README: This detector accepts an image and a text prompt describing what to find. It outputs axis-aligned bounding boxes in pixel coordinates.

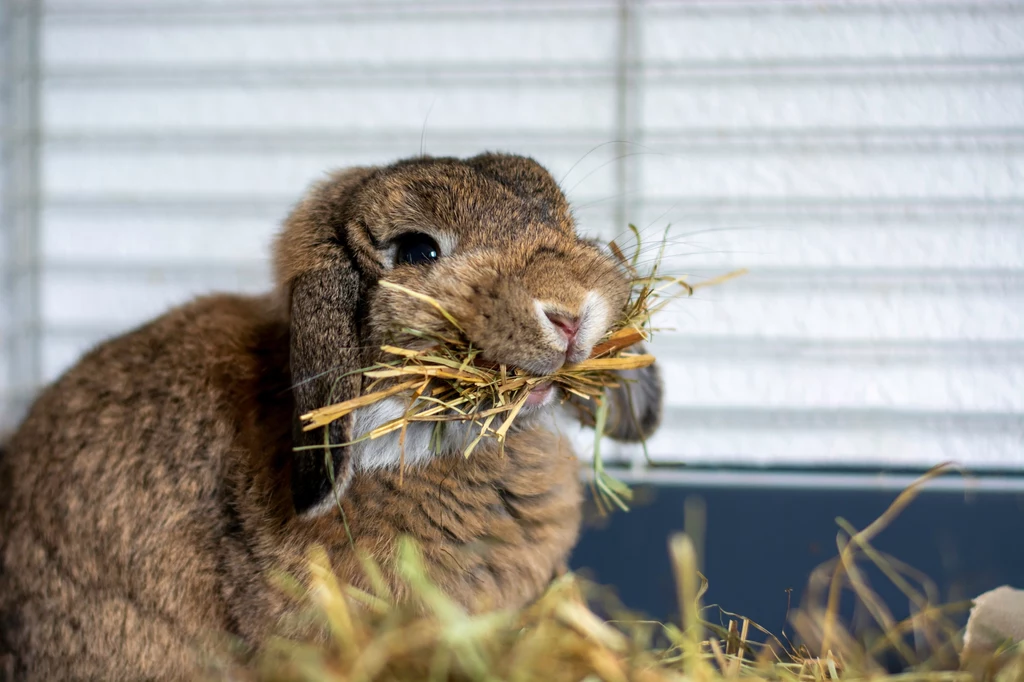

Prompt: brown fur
[0,153,661,680]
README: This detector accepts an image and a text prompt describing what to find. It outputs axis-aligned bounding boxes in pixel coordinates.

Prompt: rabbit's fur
[0,153,662,681]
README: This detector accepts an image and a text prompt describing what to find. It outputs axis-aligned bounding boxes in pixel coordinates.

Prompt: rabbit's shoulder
[1,290,291,547]
[3,293,294,527]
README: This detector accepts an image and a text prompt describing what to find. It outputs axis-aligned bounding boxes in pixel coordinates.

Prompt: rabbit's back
[0,292,291,681]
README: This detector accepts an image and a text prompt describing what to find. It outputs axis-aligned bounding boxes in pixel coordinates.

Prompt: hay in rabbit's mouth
[298,227,746,511]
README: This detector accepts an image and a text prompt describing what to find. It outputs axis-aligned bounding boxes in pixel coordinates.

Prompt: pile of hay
[300,227,745,510]
[209,467,1021,682]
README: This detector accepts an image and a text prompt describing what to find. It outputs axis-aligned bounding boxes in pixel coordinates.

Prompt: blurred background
[2,0,1023,643]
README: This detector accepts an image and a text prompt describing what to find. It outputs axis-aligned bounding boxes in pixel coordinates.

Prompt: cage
[1,0,1023,678]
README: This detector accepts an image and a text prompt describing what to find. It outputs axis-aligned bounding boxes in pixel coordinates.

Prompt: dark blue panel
[570,482,1024,642]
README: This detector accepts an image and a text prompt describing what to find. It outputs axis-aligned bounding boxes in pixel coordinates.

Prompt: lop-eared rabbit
[0,153,662,681]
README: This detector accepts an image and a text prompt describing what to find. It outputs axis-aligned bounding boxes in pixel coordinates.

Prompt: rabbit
[0,152,663,681]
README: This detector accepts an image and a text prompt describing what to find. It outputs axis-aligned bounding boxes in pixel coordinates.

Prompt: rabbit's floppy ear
[275,167,378,516]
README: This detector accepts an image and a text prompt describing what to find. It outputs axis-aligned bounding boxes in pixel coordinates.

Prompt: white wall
[3,0,1023,471]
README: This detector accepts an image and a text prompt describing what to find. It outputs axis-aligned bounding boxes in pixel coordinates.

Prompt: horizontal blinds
[2,0,1021,471]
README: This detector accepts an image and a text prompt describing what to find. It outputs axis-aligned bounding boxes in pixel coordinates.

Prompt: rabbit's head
[275,153,662,515]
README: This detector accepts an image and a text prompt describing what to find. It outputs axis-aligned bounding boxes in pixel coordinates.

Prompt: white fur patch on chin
[303,398,457,517]
[351,398,431,471]
[349,395,560,472]
[349,397,478,472]
[305,393,561,516]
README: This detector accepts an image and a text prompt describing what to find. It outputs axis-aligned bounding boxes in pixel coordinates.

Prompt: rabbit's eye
[395,233,440,266]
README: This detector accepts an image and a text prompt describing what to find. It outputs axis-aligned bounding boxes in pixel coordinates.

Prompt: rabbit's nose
[534,292,610,369]
[544,311,581,348]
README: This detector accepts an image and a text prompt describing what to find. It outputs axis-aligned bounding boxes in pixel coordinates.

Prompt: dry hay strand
[209,464,1019,682]
[299,226,747,511]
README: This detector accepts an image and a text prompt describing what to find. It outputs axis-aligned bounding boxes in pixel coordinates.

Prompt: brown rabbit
[0,152,662,681]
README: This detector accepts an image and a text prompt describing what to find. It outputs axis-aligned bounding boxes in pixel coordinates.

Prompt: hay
[256,234,1023,680]
[210,465,1020,682]
[298,226,746,509]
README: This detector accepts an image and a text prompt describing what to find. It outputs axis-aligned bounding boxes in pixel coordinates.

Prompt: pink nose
[545,312,580,347]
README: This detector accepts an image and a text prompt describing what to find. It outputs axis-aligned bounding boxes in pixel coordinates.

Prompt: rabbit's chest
[346,425,584,612]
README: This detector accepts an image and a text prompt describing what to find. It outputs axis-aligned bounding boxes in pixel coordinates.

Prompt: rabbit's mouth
[524,381,555,408]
